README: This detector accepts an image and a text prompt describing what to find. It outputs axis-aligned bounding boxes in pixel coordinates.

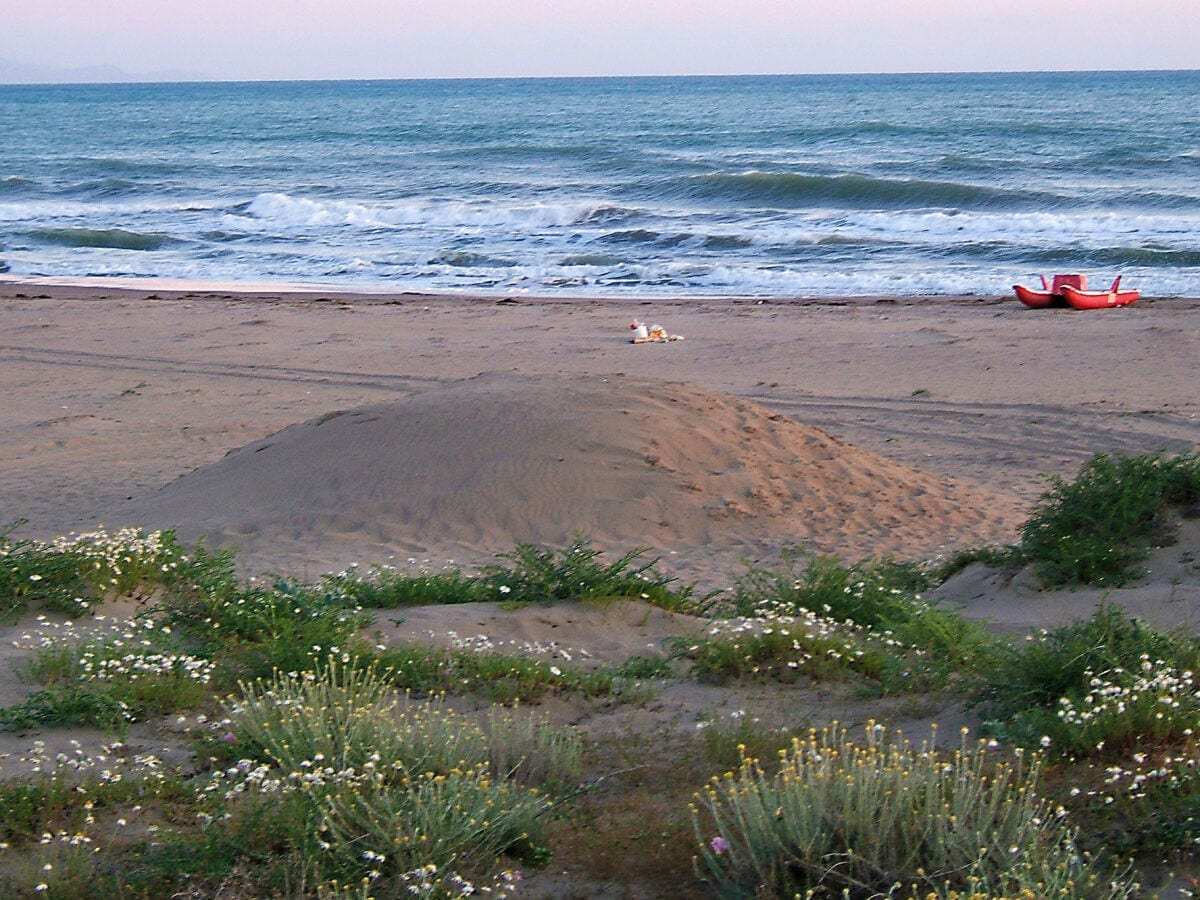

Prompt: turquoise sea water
[1,71,1198,297]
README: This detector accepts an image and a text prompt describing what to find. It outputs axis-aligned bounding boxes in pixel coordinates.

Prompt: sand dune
[120,373,1024,580]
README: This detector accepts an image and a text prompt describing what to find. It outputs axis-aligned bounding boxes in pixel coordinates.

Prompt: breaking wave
[28,227,181,251]
[684,171,1051,211]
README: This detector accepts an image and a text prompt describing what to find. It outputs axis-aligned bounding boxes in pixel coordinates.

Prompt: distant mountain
[0,57,209,84]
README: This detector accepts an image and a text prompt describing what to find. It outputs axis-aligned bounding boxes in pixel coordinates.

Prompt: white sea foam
[239,192,622,232]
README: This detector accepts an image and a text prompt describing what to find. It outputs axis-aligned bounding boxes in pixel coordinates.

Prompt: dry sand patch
[116,374,1025,585]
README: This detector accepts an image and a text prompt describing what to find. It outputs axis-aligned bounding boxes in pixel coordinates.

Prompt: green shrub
[478,535,694,609]
[1,521,94,618]
[612,654,674,679]
[1059,737,1200,858]
[979,603,1200,754]
[370,643,629,703]
[671,609,891,686]
[157,578,367,683]
[734,555,995,669]
[12,620,215,727]
[0,684,131,732]
[1021,451,1200,587]
[206,663,548,896]
[1,523,227,620]
[321,562,485,608]
[700,555,997,692]
[692,722,1134,899]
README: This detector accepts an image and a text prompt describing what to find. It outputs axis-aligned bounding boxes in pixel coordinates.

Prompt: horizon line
[3,66,1199,88]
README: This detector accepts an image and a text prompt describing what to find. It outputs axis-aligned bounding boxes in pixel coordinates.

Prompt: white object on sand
[629,319,683,343]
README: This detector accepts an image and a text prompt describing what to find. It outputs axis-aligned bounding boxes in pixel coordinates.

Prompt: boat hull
[1013,284,1067,308]
[1060,286,1140,310]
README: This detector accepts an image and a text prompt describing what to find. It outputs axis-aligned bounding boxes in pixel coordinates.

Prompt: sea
[1,70,1198,298]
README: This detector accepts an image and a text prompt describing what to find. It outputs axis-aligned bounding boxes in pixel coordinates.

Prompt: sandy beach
[3,282,1199,589]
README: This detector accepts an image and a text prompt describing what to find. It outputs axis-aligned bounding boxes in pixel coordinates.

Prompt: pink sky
[5,0,1198,80]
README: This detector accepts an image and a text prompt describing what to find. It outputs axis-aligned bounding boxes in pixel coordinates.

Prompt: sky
[3,0,1198,82]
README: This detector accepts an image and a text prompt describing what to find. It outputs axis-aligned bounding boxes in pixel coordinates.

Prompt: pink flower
[709,836,730,855]
[222,732,237,743]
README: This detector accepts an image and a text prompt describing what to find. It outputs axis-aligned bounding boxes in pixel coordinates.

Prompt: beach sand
[3,282,1200,895]
[3,282,1199,601]
[2,283,1196,537]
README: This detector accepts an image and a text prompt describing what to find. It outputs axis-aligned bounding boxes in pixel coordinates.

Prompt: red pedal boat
[1013,274,1138,309]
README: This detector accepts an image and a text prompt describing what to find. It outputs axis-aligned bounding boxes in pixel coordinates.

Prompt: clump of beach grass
[691,721,1136,899]
[671,555,995,693]
[198,661,555,896]
[1020,451,1200,587]
[486,704,585,791]
[1,523,212,620]
[477,534,695,609]
[315,534,697,611]
[978,602,1200,756]
[977,604,1200,859]
[320,561,485,608]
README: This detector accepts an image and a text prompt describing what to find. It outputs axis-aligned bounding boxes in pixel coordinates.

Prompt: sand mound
[933,515,1200,634]
[123,374,1024,577]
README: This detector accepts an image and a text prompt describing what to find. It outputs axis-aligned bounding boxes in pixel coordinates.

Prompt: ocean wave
[1076,246,1200,268]
[1104,189,1200,210]
[0,176,38,196]
[0,197,227,226]
[597,228,661,245]
[578,204,644,225]
[429,250,519,268]
[847,208,1200,245]
[241,192,619,231]
[702,234,754,249]
[27,227,181,251]
[930,154,1015,174]
[811,234,900,247]
[683,170,1044,211]
[201,230,253,243]
[81,157,185,177]
[559,253,627,266]
[62,177,141,199]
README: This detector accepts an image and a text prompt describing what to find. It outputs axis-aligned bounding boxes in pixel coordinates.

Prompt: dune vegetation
[1,452,1199,897]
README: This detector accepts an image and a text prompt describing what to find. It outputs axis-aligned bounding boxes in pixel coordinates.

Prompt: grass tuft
[1021,451,1200,587]
[979,602,1200,756]
[692,721,1135,899]
[478,534,695,609]
[206,662,550,895]
[673,555,998,692]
